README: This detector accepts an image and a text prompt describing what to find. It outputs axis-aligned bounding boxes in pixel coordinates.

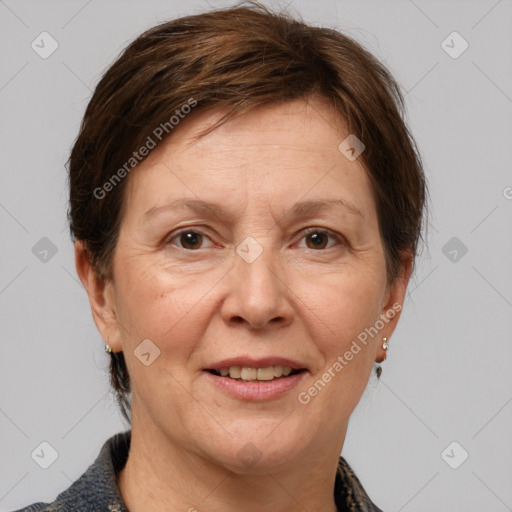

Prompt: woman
[15,2,426,511]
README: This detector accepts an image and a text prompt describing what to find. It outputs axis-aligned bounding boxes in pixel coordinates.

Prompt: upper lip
[205,356,308,371]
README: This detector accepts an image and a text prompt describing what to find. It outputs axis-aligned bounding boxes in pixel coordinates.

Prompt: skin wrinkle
[76,97,410,512]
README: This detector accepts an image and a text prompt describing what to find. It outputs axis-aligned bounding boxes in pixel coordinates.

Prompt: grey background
[1,0,511,511]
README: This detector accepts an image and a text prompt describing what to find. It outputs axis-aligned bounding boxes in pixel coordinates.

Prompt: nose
[220,241,294,331]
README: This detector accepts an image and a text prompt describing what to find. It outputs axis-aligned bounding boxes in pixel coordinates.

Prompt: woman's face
[88,97,408,471]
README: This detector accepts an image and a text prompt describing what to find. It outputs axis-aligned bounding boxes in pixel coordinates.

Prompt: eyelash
[164,227,345,251]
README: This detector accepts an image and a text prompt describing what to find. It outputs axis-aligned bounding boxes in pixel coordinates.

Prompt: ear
[375,250,413,362]
[74,240,123,353]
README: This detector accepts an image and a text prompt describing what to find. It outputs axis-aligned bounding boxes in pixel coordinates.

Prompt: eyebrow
[143,198,363,221]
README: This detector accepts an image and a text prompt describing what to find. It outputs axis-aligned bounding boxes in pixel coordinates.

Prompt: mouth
[203,357,309,400]
[203,364,308,401]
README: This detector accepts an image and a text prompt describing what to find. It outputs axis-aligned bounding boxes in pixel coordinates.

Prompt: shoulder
[335,455,384,512]
[11,431,131,512]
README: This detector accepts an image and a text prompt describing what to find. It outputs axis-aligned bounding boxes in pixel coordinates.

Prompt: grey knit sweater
[12,430,383,512]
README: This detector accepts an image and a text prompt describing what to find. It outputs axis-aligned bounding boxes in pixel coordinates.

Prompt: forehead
[122,98,377,222]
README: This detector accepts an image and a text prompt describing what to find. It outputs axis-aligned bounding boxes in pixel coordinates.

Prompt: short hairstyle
[68,1,427,423]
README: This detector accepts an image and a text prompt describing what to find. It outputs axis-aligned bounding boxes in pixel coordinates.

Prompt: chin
[218,445,301,475]
[203,421,307,474]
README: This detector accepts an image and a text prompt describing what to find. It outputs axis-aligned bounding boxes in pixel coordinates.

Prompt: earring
[376,337,389,379]
[105,339,113,353]
[381,337,389,362]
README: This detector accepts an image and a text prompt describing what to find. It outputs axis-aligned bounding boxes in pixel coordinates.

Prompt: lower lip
[203,371,307,401]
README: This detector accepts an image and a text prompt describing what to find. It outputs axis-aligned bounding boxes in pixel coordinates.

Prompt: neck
[117,410,343,512]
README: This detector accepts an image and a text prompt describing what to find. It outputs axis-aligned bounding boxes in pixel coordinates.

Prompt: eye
[164,227,344,251]
[165,229,217,251]
[297,228,344,250]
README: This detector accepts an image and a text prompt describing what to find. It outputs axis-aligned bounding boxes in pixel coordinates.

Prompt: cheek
[301,267,384,344]
[296,269,383,399]
[114,260,214,358]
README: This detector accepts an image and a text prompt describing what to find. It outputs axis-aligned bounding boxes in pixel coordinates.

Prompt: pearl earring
[105,338,113,353]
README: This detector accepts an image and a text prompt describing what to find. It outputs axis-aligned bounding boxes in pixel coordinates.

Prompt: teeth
[229,366,241,379]
[215,365,297,381]
[240,367,257,380]
[257,367,274,380]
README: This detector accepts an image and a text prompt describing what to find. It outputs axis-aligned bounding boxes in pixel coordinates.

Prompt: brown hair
[67,1,427,423]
